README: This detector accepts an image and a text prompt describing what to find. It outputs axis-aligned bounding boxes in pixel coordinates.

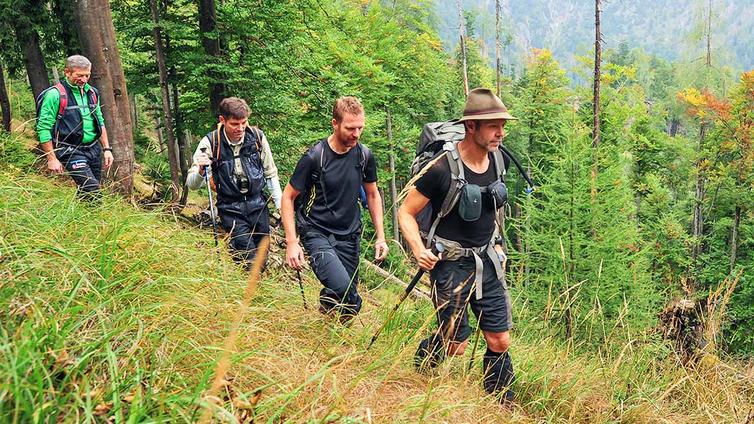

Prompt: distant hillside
[435,0,754,73]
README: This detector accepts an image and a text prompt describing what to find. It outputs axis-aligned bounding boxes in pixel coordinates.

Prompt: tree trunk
[53,0,81,56]
[729,204,740,273]
[690,123,708,288]
[154,111,165,151]
[14,23,48,98]
[149,0,181,202]
[386,107,400,242]
[199,0,224,116]
[75,0,134,195]
[456,0,469,96]
[164,33,190,183]
[669,117,680,136]
[706,0,712,67]
[591,0,602,201]
[495,0,502,96]
[52,67,60,84]
[0,64,11,132]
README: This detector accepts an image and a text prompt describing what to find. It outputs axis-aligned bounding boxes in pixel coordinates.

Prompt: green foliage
[0,132,36,170]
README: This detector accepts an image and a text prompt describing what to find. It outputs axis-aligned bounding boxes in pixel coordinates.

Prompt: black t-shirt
[414,153,498,247]
[290,139,378,235]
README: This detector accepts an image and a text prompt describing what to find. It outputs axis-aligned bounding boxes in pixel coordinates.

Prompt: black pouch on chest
[458,183,482,222]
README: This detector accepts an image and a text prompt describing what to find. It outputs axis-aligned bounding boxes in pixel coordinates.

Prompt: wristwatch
[103,147,113,152]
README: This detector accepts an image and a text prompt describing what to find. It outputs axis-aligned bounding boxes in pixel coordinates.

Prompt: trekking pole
[367,242,444,350]
[467,314,483,373]
[200,147,219,247]
[296,269,308,310]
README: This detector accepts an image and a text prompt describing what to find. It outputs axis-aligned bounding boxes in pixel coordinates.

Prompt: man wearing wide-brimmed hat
[398,88,517,405]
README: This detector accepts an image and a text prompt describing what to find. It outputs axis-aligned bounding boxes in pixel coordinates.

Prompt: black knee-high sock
[483,348,514,401]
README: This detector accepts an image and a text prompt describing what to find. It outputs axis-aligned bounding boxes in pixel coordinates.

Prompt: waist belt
[55,140,98,149]
[434,235,506,300]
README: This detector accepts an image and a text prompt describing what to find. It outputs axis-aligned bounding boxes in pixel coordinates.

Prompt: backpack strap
[251,126,262,152]
[87,86,98,112]
[425,141,467,248]
[54,83,67,119]
[212,123,222,161]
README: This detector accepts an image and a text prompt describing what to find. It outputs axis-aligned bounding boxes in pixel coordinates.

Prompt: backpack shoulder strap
[87,86,98,109]
[358,143,370,178]
[251,126,262,152]
[212,124,222,161]
[55,83,68,118]
[438,141,465,217]
[425,142,467,247]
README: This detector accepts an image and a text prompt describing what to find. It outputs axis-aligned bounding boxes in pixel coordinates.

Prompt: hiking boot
[319,305,354,326]
[414,334,445,371]
[483,349,515,405]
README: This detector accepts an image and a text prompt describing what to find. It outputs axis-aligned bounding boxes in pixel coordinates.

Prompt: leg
[59,145,101,198]
[301,231,360,318]
[331,234,362,317]
[415,258,475,370]
[246,205,271,266]
[471,257,515,402]
[218,208,257,263]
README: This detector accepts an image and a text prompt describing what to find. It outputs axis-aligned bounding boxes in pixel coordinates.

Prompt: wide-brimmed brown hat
[454,88,517,123]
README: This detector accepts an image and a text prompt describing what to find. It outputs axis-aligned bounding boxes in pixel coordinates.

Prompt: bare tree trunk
[199,0,224,115]
[690,123,708,288]
[495,0,502,96]
[149,0,181,202]
[706,0,712,67]
[729,204,740,273]
[386,107,400,242]
[52,67,60,84]
[53,0,81,56]
[154,111,165,151]
[14,23,48,98]
[669,117,680,136]
[0,64,11,132]
[591,0,602,201]
[75,0,134,195]
[456,0,469,96]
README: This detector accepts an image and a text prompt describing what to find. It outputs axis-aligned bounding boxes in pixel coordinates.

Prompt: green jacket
[36,79,106,144]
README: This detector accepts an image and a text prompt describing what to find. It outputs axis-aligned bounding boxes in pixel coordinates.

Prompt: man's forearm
[99,127,110,149]
[280,192,298,243]
[40,141,57,160]
[367,191,386,241]
[398,207,425,257]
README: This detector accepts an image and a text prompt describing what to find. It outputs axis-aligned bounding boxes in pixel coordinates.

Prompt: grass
[1,132,753,422]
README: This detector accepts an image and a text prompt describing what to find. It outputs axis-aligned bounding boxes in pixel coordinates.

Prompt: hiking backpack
[34,82,99,142]
[410,121,534,248]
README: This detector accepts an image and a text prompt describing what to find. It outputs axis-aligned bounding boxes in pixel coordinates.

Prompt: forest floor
[1,129,753,423]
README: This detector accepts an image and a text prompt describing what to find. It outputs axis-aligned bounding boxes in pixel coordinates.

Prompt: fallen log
[360,259,431,300]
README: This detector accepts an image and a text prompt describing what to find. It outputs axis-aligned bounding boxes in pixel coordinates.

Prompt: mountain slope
[1,132,752,422]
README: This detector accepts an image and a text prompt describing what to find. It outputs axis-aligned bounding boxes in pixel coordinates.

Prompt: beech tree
[74,0,134,194]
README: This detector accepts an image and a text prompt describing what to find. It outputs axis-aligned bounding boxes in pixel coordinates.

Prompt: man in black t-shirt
[398,88,517,405]
[281,96,389,321]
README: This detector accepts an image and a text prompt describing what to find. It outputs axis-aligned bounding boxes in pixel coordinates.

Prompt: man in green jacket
[37,55,112,196]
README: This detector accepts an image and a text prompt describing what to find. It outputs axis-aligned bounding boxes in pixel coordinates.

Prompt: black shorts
[429,255,513,343]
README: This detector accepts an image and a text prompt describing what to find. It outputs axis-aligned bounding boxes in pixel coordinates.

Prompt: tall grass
[1,141,752,422]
